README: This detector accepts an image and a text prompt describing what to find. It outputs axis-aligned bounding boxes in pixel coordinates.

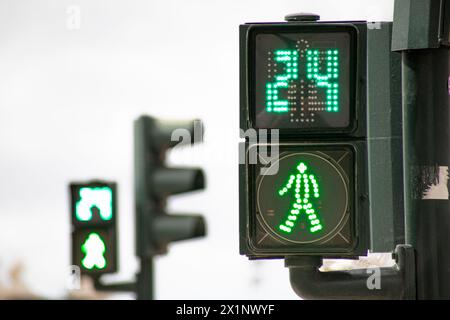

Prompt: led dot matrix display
[252,28,355,130]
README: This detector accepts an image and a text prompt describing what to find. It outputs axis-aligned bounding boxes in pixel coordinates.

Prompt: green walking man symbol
[278,162,323,234]
[81,233,107,270]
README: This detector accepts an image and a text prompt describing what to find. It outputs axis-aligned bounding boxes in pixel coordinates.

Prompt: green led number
[278,162,323,234]
[266,50,298,113]
[306,49,340,112]
[75,187,113,221]
[81,233,107,270]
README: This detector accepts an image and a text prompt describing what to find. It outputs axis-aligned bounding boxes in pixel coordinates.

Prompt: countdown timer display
[251,28,355,130]
[255,150,351,245]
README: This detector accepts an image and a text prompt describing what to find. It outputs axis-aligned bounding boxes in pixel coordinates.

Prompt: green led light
[277,162,323,235]
[75,187,113,221]
[265,49,298,113]
[280,225,292,233]
[274,107,289,112]
[81,233,107,270]
[305,48,340,113]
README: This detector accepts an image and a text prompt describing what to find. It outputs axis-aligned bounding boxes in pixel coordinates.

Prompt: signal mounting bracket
[285,245,416,299]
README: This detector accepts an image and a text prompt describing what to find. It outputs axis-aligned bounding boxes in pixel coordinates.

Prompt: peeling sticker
[422,166,449,200]
[367,22,382,30]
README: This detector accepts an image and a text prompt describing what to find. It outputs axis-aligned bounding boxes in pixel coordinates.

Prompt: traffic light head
[250,25,357,132]
[240,19,370,258]
[70,181,118,275]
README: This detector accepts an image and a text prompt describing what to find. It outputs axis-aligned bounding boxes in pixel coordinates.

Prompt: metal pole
[134,117,156,300]
[393,0,450,299]
[137,257,154,300]
[401,49,450,299]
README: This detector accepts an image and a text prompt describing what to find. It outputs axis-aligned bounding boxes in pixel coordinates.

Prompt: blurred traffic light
[134,115,206,299]
[239,19,370,258]
[70,181,118,275]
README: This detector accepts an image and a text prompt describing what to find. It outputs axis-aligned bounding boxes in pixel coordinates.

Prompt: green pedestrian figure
[278,162,323,234]
[82,233,107,270]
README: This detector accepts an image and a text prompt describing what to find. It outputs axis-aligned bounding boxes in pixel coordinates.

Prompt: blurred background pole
[393,0,450,299]
[137,258,154,300]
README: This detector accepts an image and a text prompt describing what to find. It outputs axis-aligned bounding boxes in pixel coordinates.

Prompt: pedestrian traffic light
[251,29,356,131]
[70,181,118,275]
[134,115,206,299]
[238,10,415,301]
[239,15,370,258]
